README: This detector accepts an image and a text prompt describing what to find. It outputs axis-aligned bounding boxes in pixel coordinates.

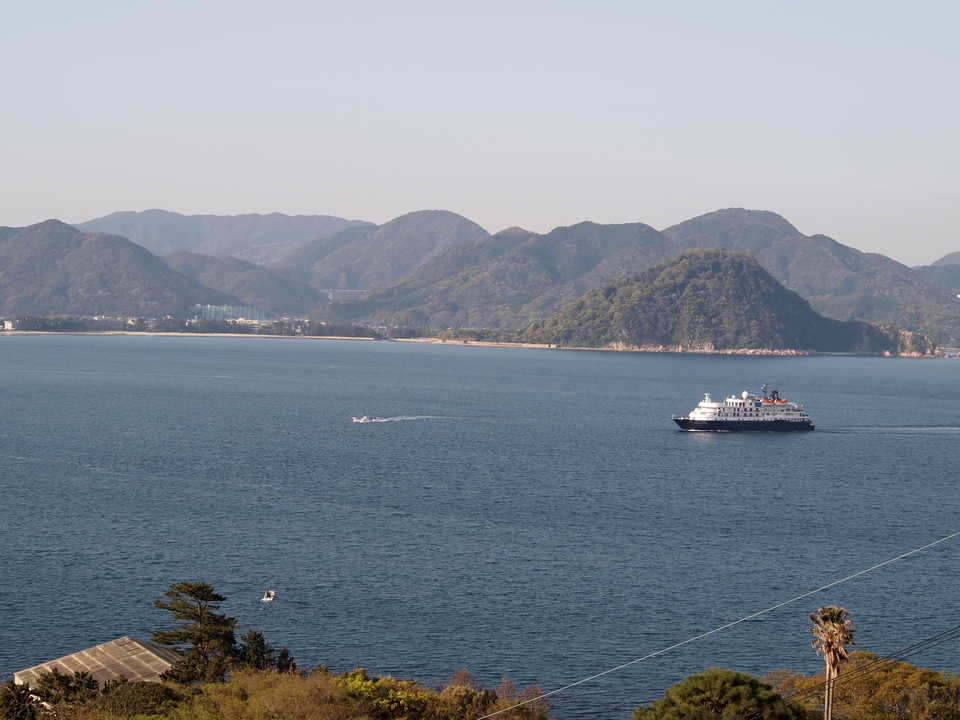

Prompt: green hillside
[664,208,960,343]
[915,264,960,296]
[314,221,677,328]
[0,220,240,317]
[162,251,328,317]
[271,210,488,291]
[314,208,960,342]
[664,207,801,253]
[521,249,937,354]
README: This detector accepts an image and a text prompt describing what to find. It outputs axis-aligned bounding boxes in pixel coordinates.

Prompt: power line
[477,529,960,720]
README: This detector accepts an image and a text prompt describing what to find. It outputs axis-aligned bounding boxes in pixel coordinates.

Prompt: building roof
[14,637,181,688]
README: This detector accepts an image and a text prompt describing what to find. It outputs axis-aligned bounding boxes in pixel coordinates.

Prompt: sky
[1,1,958,265]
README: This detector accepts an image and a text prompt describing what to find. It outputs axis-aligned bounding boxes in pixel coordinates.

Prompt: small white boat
[261,588,275,602]
[352,415,372,423]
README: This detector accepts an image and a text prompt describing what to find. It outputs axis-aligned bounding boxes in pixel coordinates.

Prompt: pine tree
[152,581,239,684]
[237,629,276,671]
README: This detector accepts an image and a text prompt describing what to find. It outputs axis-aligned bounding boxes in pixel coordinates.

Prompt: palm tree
[809,605,856,720]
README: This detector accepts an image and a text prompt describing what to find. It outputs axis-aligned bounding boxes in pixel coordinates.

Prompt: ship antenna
[761,383,769,399]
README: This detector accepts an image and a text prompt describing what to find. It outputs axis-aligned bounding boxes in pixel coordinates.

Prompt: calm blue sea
[1,334,959,719]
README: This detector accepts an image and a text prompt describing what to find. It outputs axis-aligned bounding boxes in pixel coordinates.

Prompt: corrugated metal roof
[13,637,181,688]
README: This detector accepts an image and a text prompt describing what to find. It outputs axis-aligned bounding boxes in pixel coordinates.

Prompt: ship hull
[673,418,814,432]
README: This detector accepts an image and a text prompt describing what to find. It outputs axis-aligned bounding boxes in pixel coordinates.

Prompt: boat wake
[823,426,960,435]
[353,415,449,423]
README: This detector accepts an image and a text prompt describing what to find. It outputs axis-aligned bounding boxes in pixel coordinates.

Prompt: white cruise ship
[673,386,814,432]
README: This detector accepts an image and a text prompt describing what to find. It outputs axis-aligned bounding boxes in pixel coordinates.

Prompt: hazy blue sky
[2,2,957,264]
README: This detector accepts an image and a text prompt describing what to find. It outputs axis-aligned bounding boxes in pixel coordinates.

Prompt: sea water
[1,334,959,719]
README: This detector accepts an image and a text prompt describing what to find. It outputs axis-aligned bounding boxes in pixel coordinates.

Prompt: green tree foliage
[633,668,808,720]
[236,630,276,672]
[2,674,184,720]
[0,680,39,720]
[299,322,381,338]
[151,581,239,684]
[13,316,86,332]
[86,679,184,717]
[768,651,960,720]
[150,317,256,334]
[254,320,382,337]
[31,667,100,706]
[338,667,549,720]
[275,647,298,675]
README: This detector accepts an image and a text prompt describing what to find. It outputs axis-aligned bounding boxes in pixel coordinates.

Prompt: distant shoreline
[2,330,953,357]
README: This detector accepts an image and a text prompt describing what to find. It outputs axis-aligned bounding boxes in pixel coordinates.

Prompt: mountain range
[313,209,960,343]
[160,252,328,318]
[0,221,238,317]
[1,207,958,348]
[663,209,960,343]
[312,222,677,329]
[270,210,488,291]
[75,210,372,265]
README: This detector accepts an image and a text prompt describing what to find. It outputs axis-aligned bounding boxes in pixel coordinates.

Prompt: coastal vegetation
[7,316,383,338]
[9,653,960,720]
[6,591,960,720]
[767,651,960,720]
[2,583,549,720]
[632,669,808,720]
[1,667,551,720]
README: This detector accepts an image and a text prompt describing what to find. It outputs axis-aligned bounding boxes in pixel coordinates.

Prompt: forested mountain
[664,208,960,343]
[6,207,960,342]
[161,251,328,318]
[931,251,960,266]
[312,221,677,328]
[521,249,937,355]
[915,264,960,297]
[312,208,960,341]
[0,220,240,317]
[271,210,488,291]
[75,210,372,264]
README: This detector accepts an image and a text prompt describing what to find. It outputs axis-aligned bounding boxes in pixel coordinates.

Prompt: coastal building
[13,637,180,688]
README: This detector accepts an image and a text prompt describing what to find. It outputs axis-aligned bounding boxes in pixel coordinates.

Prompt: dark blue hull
[673,418,814,432]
